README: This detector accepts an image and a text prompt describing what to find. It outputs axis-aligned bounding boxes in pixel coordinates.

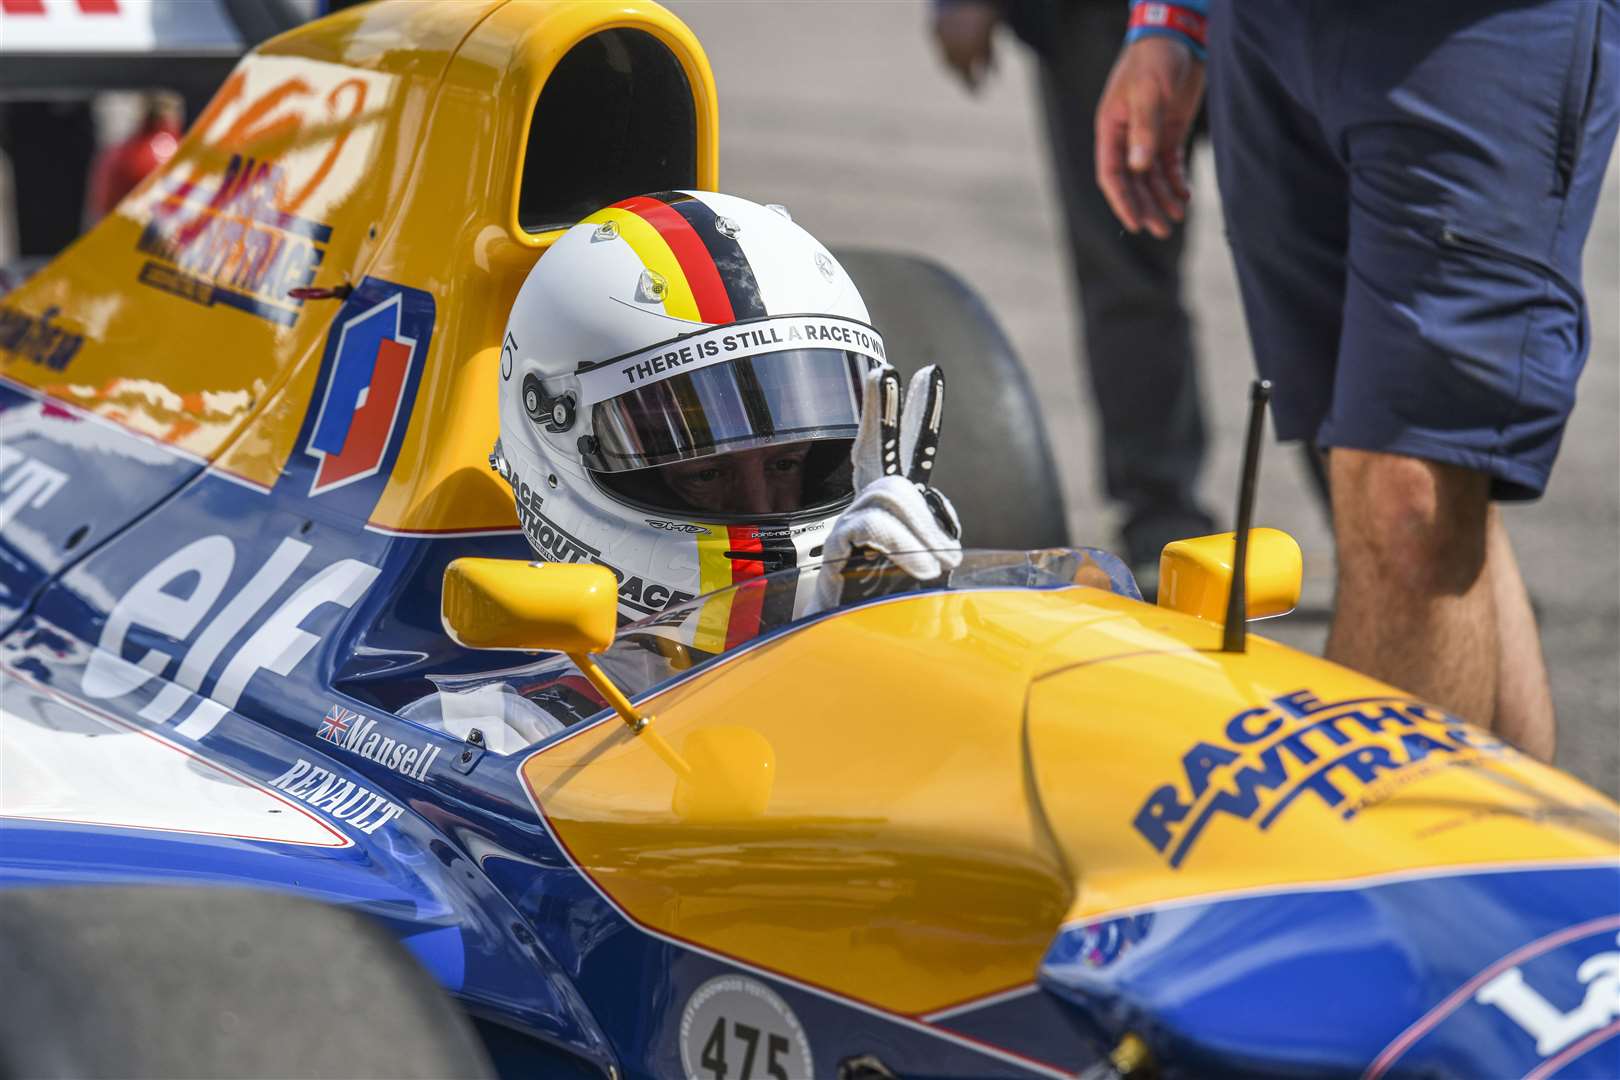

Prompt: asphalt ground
[664,0,1620,797]
[2,2,1615,795]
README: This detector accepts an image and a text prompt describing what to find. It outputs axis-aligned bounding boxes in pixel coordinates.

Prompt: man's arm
[1095,2,1208,238]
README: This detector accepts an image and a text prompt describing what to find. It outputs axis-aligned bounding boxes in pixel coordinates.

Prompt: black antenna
[1223,379,1272,653]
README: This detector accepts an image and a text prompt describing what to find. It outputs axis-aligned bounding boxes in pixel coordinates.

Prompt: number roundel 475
[680,976,812,1080]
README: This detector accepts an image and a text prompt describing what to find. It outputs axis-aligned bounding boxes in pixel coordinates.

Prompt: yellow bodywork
[0,0,717,533]
[521,586,1620,1017]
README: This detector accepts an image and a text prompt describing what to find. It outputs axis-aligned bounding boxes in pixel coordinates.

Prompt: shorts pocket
[1435,226,1580,305]
[1432,225,1586,466]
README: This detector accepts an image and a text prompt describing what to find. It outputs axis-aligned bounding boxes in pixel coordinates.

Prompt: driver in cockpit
[493,190,961,627]
[422,191,963,749]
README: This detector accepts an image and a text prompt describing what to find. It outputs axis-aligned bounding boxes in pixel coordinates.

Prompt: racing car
[1,2,1617,1078]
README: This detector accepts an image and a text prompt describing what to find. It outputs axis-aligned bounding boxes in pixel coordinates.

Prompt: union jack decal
[318,704,360,743]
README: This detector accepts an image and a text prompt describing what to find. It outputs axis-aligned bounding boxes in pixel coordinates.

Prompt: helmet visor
[584,348,867,473]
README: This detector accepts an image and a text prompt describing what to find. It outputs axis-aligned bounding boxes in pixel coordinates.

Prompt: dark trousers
[1038,1,1214,562]
[0,102,94,258]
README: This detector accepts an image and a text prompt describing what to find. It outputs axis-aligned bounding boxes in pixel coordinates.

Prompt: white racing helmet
[494,191,886,622]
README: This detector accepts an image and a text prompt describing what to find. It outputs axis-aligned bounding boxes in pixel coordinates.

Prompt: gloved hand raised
[814,363,963,609]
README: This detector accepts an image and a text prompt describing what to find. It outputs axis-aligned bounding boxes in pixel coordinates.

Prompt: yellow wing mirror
[1157,528,1302,622]
[442,559,618,653]
[441,558,775,821]
[442,557,648,729]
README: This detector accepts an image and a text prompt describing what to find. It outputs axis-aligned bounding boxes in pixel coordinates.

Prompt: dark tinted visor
[583,348,866,473]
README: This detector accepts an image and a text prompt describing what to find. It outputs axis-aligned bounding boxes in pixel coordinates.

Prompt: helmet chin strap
[723,547,797,570]
[720,520,805,571]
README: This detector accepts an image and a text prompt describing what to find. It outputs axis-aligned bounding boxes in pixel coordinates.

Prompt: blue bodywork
[2,301,1618,1078]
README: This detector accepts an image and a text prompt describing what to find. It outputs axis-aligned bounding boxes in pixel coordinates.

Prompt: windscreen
[404,548,1141,755]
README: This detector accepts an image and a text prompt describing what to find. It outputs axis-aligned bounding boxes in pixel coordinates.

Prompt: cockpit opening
[518,28,699,233]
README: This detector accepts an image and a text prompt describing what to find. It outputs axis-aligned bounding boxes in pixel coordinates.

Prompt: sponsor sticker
[1369,918,1620,1078]
[1072,913,1154,970]
[78,531,380,744]
[306,288,425,496]
[503,469,696,616]
[289,277,435,516]
[1476,931,1620,1060]
[646,519,711,534]
[1134,689,1510,869]
[576,315,885,404]
[316,704,440,781]
[0,444,68,529]
[267,758,404,834]
[136,155,331,327]
[0,304,84,371]
[679,975,812,1080]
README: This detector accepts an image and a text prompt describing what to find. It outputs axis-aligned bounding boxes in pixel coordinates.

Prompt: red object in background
[85,100,181,223]
[0,1,120,10]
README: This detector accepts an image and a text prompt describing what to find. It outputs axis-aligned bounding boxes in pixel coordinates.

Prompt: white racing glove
[814,363,963,610]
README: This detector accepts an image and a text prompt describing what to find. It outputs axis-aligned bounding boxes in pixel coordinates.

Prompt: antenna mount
[1223,379,1272,653]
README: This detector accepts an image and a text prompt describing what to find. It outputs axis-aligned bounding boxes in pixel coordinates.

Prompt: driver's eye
[769,456,803,474]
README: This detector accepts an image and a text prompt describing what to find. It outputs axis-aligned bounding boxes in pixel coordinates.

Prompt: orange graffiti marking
[280,77,367,215]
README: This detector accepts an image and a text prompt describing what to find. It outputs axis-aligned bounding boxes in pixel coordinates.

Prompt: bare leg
[1486,509,1556,760]
[1326,449,1499,730]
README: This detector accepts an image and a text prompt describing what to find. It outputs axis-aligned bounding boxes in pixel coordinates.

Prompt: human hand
[1094,37,1205,239]
[814,364,962,610]
[933,0,1000,92]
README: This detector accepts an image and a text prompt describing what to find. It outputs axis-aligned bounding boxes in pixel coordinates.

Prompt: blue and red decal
[1369,915,1620,1079]
[1034,863,1620,1078]
[294,277,433,513]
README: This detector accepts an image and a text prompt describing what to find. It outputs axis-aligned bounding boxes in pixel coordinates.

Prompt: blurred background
[1,0,1614,795]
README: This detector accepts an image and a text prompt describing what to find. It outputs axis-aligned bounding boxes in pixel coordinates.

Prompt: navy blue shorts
[1207,0,1618,499]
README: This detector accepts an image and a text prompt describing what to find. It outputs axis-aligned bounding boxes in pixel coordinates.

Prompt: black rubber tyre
[833,249,1070,550]
[0,885,496,1079]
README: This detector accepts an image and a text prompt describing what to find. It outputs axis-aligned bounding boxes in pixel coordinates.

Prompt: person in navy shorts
[1095,0,1618,761]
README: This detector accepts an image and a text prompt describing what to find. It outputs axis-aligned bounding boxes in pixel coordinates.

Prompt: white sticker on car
[1475,933,1620,1056]
[679,974,813,1080]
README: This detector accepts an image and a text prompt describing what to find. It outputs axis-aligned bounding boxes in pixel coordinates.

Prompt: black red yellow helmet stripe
[694,523,801,652]
[584,191,768,326]
[645,191,769,321]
